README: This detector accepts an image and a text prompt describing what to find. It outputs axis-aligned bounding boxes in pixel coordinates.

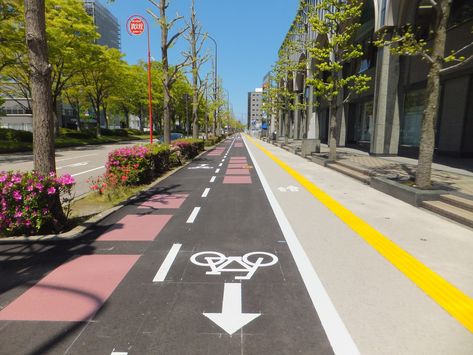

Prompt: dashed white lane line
[218,163,223,167]
[202,188,210,197]
[71,166,105,177]
[221,159,225,162]
[186,207,201,223]
[153,243,182,282]
[210,176,216,183]
[215,168,220,174]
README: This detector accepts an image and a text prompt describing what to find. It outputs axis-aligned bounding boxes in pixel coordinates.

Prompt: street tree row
[264,0,473,189]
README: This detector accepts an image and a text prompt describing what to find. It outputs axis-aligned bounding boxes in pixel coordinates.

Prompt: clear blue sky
[103,0,298,123]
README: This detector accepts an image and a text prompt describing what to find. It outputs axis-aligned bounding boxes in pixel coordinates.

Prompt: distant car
[157,132,184,143]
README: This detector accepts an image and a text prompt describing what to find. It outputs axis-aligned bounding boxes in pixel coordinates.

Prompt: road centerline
[186,207,201,224]
[153,244,182,282]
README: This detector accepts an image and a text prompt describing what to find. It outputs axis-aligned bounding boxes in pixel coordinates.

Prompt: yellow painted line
[246,135,473,333]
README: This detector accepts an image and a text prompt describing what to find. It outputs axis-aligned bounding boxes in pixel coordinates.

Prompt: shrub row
[89,139,205,195]
[0,171,75,237]
[204,135,226,147]
[60,127,144,139]
[0,128,33,143]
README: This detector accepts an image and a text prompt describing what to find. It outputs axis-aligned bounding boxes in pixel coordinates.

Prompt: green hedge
[0,128,33,142]
[145,143,171,175]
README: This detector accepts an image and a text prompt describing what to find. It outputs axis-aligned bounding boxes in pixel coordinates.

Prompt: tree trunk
[25,0,56,175]
[415,0,450,189]
[75,103,81,131]
[328,99,337,161]
[24,0,65,227]
[102,104,108,129]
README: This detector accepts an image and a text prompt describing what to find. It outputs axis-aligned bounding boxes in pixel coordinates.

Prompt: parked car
[157,132,184,143]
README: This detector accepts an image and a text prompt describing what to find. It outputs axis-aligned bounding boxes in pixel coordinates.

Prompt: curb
[0,147,213,243]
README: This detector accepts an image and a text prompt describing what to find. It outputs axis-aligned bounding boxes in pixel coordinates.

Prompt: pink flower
[12,191,22,201]
[0,174,7,183]
[27,185,34,191]
[35,183,43,190]
[47,187,56,195]
[57,174,75,186]
[11,175,21,183]
[14,211,22,218]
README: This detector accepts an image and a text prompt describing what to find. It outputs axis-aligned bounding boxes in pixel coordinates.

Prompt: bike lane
[0,135,352,354]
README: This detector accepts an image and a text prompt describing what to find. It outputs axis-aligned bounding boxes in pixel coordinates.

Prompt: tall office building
[84,0,121,50]
[247,88,263,131]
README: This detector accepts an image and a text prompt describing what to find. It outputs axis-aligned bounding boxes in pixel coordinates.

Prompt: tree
[307,0,370,161]
[0,0,24,73]
[184,0,208,138]
[272,43,305,144]
[24,0,65,226]
[2,0,98,134]
[375,0,473,189]
[108,64,147,129]
[147,0,189,144]
[80,46,124,136]
[46,0,98,133]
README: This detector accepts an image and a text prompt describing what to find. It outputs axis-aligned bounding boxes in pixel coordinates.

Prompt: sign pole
[127,15,153,144]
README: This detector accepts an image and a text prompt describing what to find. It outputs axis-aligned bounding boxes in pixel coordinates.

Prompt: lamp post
[206,34,218,136]
[126,15,154,144]
[223,87,230,134]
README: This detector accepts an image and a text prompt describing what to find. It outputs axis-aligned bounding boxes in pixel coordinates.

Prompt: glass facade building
[83,0,121,50]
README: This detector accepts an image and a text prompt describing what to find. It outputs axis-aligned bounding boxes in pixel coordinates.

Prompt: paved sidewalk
[277,138,473,198]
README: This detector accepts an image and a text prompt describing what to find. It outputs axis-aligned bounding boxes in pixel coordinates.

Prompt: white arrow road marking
[57,162,89,170]
[202,188,210,197]
[188,163,213,170]
[186,207,201,223]
[204,283,260,335]
[56,153,97,162]
[277,185,300,192]
[153,243,182,282]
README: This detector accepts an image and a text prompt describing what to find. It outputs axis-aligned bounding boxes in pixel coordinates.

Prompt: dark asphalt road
[0,135,333,355]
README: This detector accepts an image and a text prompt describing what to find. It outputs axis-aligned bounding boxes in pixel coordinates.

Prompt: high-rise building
[83,0,121,50]
[247,88,263,131]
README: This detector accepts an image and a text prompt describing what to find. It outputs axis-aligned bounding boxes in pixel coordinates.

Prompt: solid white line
[153,243,182,282]
[202,188,210,197]
[186,207,201,223]
[215,168,220,174]
[210,176,216,183]
[243,137,360,355]
[225,137,236,155]
[218,163,223,167]
[71,166,105,177]
[111,352,128,355]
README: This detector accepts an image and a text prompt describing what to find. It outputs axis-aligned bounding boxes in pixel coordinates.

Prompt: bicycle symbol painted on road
[190,251,278,280]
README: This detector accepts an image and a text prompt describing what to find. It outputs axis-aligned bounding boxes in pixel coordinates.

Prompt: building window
[401,89,425,146]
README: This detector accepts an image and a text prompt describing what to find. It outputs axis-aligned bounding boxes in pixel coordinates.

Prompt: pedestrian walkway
[276,138,473,192]
[269,138,473,228]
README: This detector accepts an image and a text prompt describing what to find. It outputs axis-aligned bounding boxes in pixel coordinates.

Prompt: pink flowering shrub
[106,145,152,186]
[0,171,75,236]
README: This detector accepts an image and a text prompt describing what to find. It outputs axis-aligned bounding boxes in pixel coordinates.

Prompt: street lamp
[206,34,218,136]
[223,87,231,134]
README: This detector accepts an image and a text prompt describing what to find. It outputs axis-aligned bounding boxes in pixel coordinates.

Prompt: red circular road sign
[129,17,145,35]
